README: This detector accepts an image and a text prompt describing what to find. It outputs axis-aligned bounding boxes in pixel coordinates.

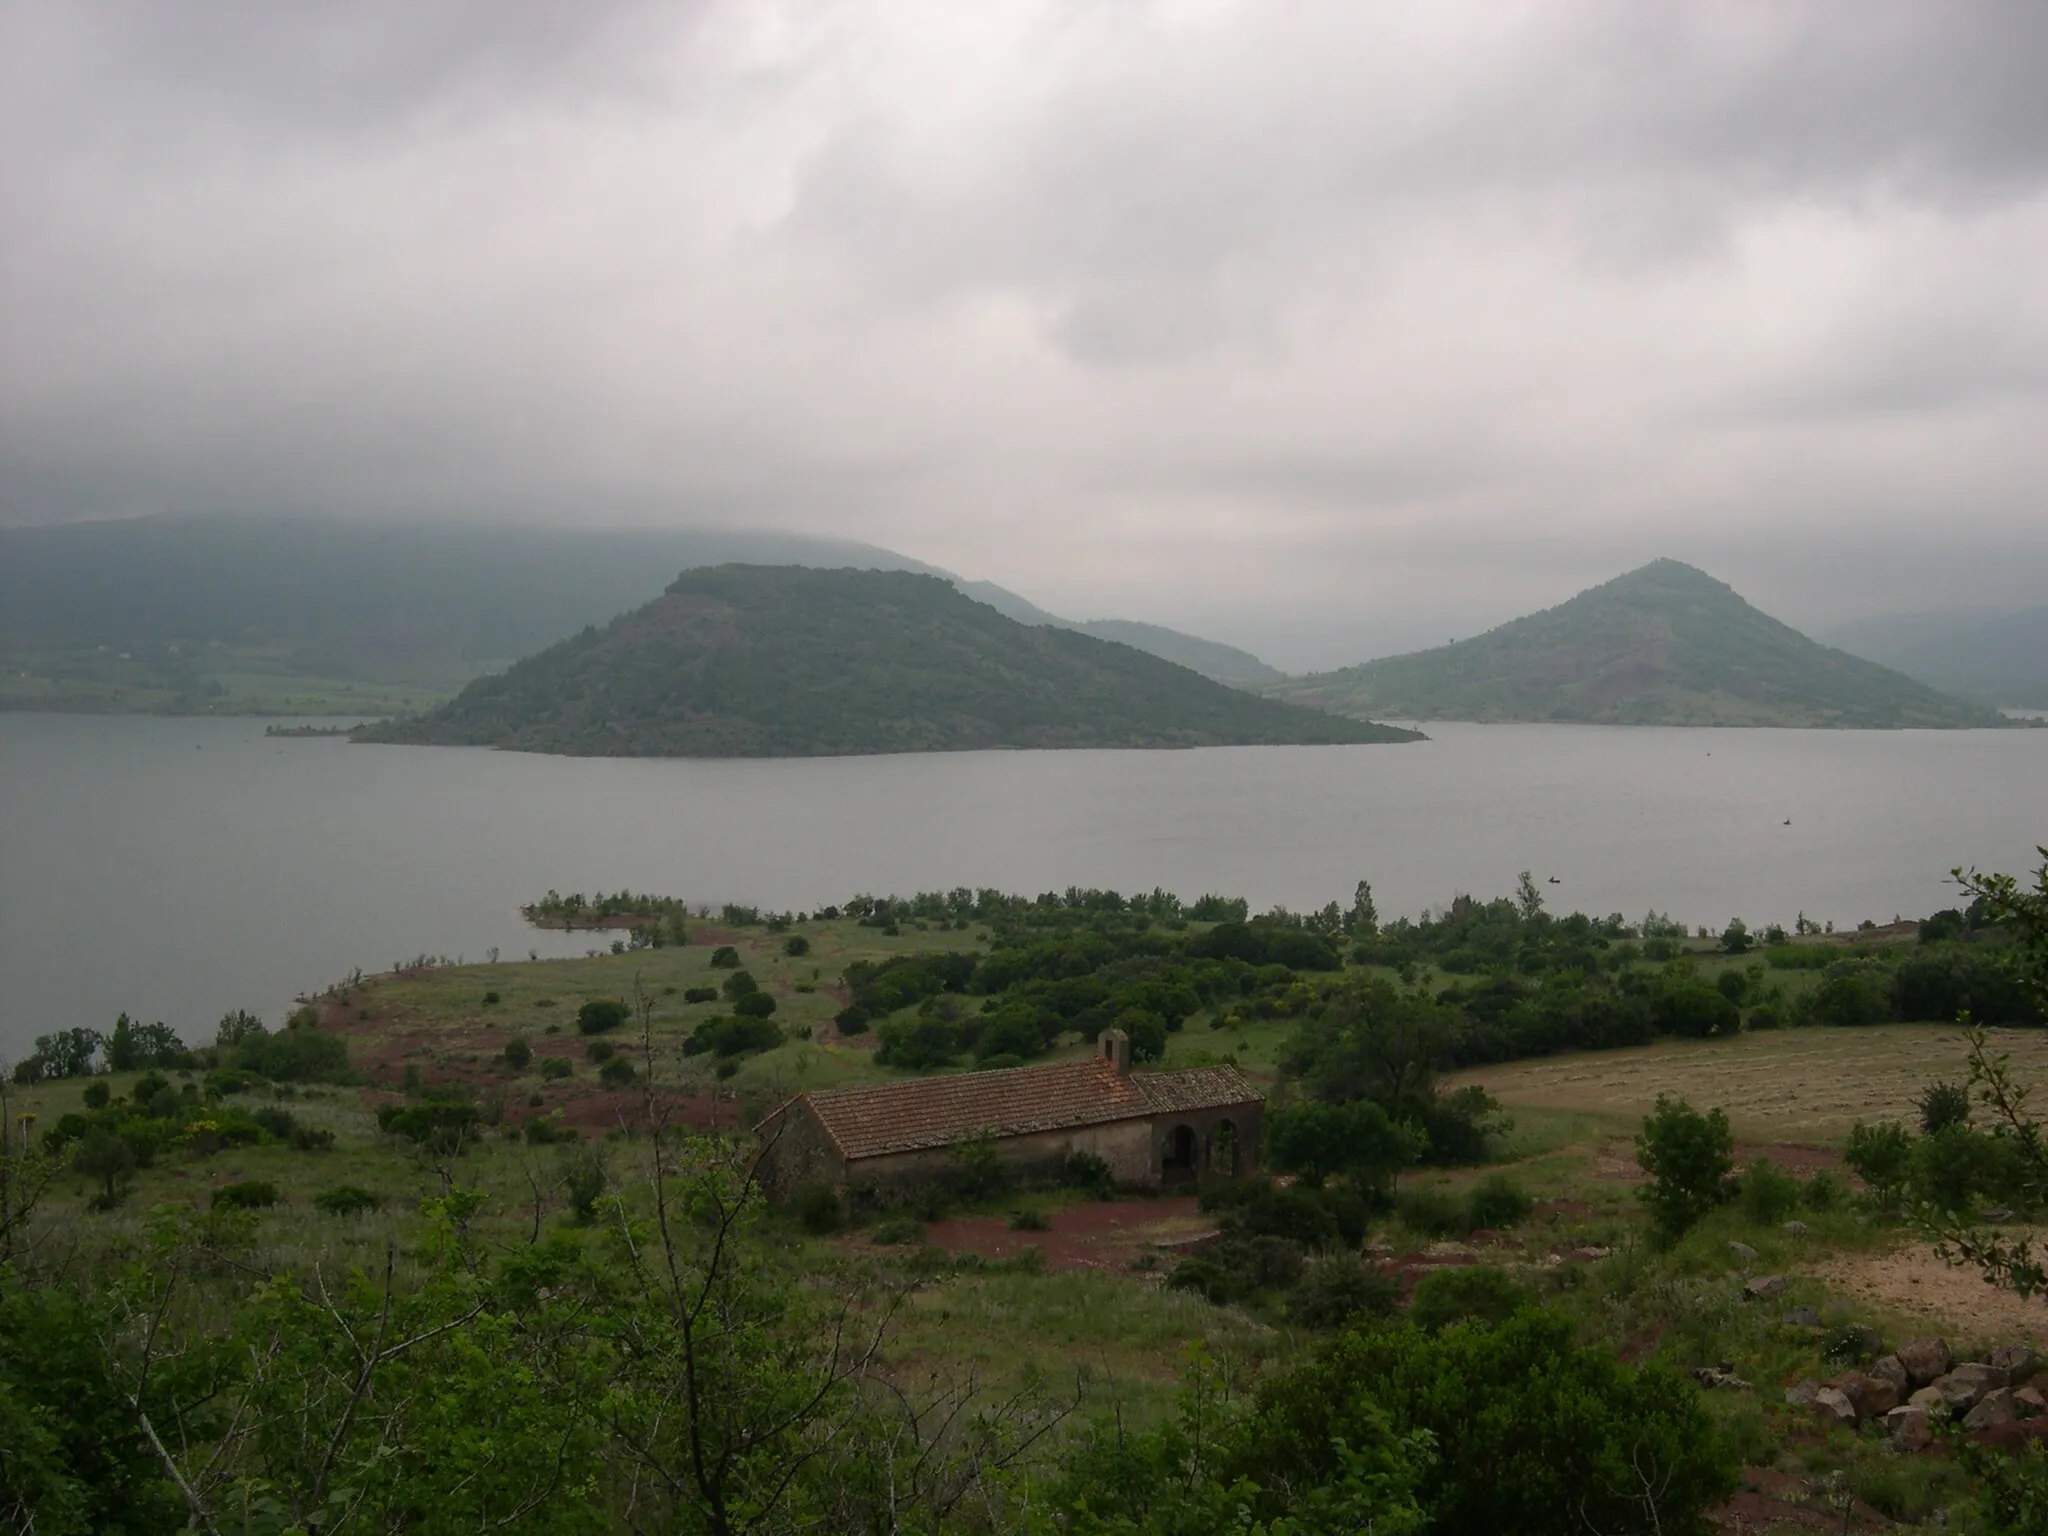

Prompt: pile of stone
[1785,1339,2044,1451]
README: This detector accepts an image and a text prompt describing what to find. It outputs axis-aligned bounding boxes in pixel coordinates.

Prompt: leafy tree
[73,1130,136,1210]
[1265,1100,1416,1189]
[214,1009,268,1047]
[1515,870,1545,922]
[1117,1008,1168,1064]
[1719,918,1752,955]
[1347,878,1378,937]
[732,991,777,1020]
[1919,1078,1971,1135]
[1634,1095,1734,1245]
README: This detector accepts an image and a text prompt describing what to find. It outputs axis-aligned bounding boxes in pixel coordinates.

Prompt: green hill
[1826,605,2048,710]
[1265,559,2003,728]
[362,565,1419,756]
[950,580,1283,684]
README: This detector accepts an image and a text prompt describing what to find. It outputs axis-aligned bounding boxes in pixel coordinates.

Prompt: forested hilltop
[362,565,1419,756]
[1267,558,2004,728]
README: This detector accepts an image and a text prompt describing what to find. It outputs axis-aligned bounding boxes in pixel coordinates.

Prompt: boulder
[1964,1389,2016,1431]
[1813,1387,1858,1427]
[1693,1365,1753,1391]
[1979,1207,2013,1223]
[1781,1219,1808,1237]
[1895,1337,1952,1387]
[1856,1372,1903,1418]
[1934,1363,2010,1413]
[2014,1384,2047,1419]
[1728,1240,1759,1263]
[1869,1355,1911,1396]
[1908,1384,1946,1410]
[1780,1306,1822,1329]
[1886,1404,1934,1452]
[1990,1343,2037,1383]
[1784,1379,1820,1409]
[1744,1274,1789,1301]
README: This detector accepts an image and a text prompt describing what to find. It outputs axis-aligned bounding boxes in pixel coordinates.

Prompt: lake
[2,711,2042,1060]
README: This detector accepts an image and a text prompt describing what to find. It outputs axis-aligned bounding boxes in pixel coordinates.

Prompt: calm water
[2,712,2043,1059]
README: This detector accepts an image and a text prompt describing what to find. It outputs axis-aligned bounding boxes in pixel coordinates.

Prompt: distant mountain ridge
[363,565,1417,757]
[0,515,1282,707]
[1265,559,2003,728]
[1825,606,2048,710]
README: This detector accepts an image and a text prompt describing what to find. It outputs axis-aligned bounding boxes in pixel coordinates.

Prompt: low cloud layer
[4,0,2044,667]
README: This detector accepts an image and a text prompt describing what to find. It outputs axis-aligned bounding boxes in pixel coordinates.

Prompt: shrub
[1395,1186,1468,1237]
[1466,1173,1532,1230]
[732,991,777,1019]
[1845,1120,1915,1210]
[1230,1310,1738,1534]
[722,970,759,1000]
[1234,1186,1342,1249]
[1918,1079,1971,1136]
[522,1117,578,1145]
[82,1081,110,1110]
[1290,1254,1401,1329]
[313,1185,383,1216]
[1802,1169,1846,1211]
[1745,1004,1783,1031]
[1061,1150,1115,1198]
[870,1216,926,1246]
[1635,1095,1734,1245]
[1912,1124,1990,1215]
[376,1097,482,1154]
[683,987,719,1005]
[577,1000,629,1036]
[1803,959,1894,1026]
[1408,1264,1535,1332]
[503,1036,532,1069]
[599,1055,636,1088]
[1738,1157,1802,1225]
[585,1040,615,1062]
[709,946,740,968]
[212,1180,279,1210]
[783,935,811,956]
[789,1182,843,1234]
[481,990,500,1006]
[1164,1257,1252,1305]
[682,1016,783,1059]
[538,1057,573,1081]
[1009,1207,1050,1231]
[834,1006,871,1037]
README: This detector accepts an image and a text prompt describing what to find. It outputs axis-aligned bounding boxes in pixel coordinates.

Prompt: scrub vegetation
[3,853,2045,1532]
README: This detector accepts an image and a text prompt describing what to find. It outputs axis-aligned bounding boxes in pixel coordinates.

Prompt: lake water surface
[2,712,2042,1059]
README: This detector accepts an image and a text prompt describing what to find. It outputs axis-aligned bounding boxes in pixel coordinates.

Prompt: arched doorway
[1210,1120,1238,1178]
[1163,1123,1197,1183]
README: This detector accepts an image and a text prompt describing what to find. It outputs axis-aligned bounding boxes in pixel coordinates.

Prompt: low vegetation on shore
[4,854,2045,1532]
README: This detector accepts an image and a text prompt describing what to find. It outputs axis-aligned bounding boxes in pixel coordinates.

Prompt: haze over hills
[362,565,1418,757]
[0,515,1282,709]
[1265,559,2005,729]
[1825,607,2048,710]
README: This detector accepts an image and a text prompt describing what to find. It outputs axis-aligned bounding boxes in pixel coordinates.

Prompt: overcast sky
[3,1,2044,668]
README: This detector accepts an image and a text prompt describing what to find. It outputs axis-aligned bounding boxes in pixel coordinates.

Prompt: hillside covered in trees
[363,565,1418,757]
[1266,559,2004,728]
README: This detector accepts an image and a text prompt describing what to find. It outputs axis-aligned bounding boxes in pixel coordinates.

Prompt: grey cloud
[2,0,2044,663]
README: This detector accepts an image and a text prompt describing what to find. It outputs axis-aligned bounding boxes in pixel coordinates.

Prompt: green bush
[789,1181,843,1234]
[683,987,719,1004]
[598,1055,636,1088]
[1802,1169,1846,1211]
[1407,1264,1535,1332]
[1060,1151,1114,1198]
[709,946,740,968]
[1845,1120,1914,1210]
[732,991,777,1019]
[212,1180,279,1210]
[783,935,810,956]
[577,1000,630,1036]
[1635,1095,1734,1245]
[1395,1186,1468,1237]
[1290,1254,1400,1329]
[82,1081,110,1110]
[1918,1079,1971,1135]
[1738,1157,1802,1225]
[502,1036,532,1070]
[538,1057,573,1080]
[1008,1207,1050,1232]
[1912,1124,1991,1214]
[1466,1173,1531,1230]
[1230,1309,1737,1536]
[870,1216,926,1246]
[585,1040,615,1062]
[313,1185,383,1216]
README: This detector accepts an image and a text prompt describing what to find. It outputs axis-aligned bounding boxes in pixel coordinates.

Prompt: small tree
[1266,1100,1417,1190]
[1635,1095,1734,1245]
[1720,918,1752,956]
[502,1036,532,1070]
[1845,1120,1916,1211]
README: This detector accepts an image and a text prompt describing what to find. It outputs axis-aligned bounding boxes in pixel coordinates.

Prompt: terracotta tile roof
[783,1058,1262,1161]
